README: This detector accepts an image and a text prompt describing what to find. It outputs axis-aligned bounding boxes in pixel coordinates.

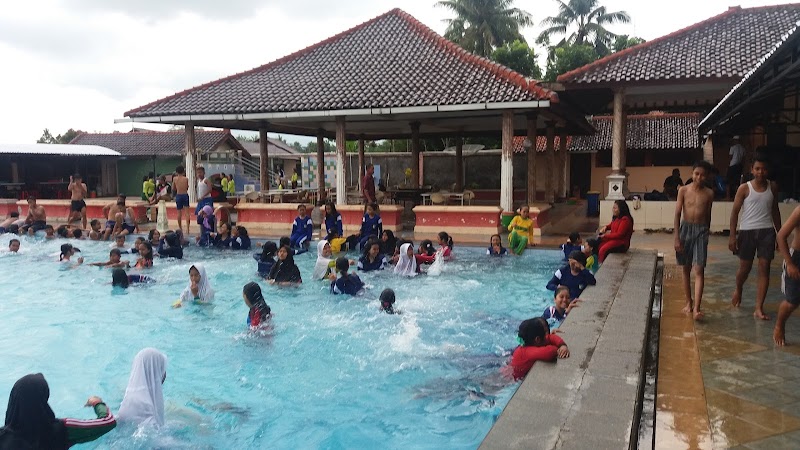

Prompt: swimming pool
[0,234,561,449]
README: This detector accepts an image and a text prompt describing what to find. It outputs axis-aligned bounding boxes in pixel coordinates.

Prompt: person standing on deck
[728,135,746,200]
[195,166,213,218]
[362,164,376,205]
[173,166,190,235]
[729,155,781,320]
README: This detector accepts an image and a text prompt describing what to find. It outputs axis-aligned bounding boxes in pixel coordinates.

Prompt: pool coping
[480,249,658,450]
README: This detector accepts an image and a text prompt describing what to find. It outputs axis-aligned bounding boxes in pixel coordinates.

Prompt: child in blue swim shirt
[546,251,596,300]
[561,232,582,261]
[254,241,278,278]
[331,257,365,296]
[290,204,313,250]
[542,286,580,329]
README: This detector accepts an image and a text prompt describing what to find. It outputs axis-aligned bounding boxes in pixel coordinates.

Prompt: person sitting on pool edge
[330,256,365,296]
[0,373,116,448]
[268,245,303,286]
[290,204,313,250]
[111,268,154,288]
[507,317,569,380]
[507,205,535,255]
[243,281,272,329]
[546,251,596,300]
[174,264,215,307]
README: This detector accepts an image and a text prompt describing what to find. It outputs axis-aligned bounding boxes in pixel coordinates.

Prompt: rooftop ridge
[126,8,556,117]
[557,3,800,84]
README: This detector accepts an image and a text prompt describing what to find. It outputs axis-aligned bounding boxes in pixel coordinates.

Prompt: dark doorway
[570,153,592,198]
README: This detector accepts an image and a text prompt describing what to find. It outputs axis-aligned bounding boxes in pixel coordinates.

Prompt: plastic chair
[430,193,446,205]
[463,190,475,205]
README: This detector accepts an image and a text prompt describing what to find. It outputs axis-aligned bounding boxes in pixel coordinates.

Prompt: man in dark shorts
[21,197,47,236]
[68,173,88,229]
[777,205,800,345]
[173,166,190,235]
[361,164,376,205]
[729,155,781,320]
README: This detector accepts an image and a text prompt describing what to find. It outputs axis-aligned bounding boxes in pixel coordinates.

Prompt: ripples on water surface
[0,234,561,449]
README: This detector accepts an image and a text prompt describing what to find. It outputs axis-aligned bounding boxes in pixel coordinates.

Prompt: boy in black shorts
[68,174,88,229]
[776,205,800,345]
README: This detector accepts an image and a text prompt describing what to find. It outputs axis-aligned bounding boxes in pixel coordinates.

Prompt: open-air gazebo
[121,8,591,236]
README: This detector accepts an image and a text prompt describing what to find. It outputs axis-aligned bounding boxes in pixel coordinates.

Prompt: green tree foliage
[612,34,645,52]
[537,0,630,59]
[544,44,598,81]
[36,128,82,144]
[491,40,542,78]
[437,0,533,57]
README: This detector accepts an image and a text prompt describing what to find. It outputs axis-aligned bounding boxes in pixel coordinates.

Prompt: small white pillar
[500,110,515,212]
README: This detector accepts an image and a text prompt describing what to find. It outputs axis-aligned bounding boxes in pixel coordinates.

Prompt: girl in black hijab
[380,230,397,257]
[0,373,116,449]
[268,245,303,286]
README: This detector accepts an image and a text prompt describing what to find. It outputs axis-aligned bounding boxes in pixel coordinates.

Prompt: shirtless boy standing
[729,155,781,320]
[674,161,714,320]
[775,206,800,345]
[68,173,88,229]
[173,166,190,235]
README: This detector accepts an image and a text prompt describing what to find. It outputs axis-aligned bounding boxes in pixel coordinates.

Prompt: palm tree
[437,0,533,57]
[537,0,630,58]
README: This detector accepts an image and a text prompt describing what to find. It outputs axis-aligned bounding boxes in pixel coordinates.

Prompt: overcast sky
[0,0,792,144]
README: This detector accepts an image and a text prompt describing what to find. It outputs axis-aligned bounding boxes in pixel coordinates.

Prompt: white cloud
[1,0,798,144]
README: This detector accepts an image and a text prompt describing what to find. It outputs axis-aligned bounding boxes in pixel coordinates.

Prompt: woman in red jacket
[598,200,634,262]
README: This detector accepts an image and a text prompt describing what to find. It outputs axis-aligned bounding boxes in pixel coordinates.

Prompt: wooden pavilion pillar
[316,129,325,201]
[411,122,421,188]
[336,117,347,205]
[526,113,538,205]
[185,123,197,203]
[358,134,365,191]
[703,134,714,163]
[558,126,568,201]
[259,127,269,192]
[607,89,627,200]
[455,135,464,192]
[544,121,556,204]
[500,111,515,212]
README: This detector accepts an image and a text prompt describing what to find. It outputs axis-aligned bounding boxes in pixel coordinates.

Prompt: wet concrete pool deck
[637,233,800,450]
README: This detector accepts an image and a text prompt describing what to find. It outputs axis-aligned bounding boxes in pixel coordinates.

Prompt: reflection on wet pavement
[649,233,800,449]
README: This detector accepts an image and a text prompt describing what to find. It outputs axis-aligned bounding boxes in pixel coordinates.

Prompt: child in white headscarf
[312,240,335,280]
[117,348,168,428]
[394,243,418,277]
[174,264,215,307]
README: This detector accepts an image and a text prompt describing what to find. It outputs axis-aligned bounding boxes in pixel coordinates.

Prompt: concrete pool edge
[479,249,658,450]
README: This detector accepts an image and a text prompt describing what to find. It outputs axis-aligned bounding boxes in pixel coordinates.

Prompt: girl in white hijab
[117,348,168,428]
[175,264,215,307]
[312,240,334,280]
[394,243,418,277]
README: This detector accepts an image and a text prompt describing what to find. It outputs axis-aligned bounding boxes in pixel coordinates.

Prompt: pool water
[0,234,561,449]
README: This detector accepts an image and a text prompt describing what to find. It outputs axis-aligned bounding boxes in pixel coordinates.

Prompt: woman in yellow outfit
[508,205,535,255]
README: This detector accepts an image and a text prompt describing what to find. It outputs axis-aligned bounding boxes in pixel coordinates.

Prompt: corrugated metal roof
[0,144,120,157]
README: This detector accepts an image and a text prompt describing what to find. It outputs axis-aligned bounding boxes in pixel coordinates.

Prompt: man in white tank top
[195,166,214,217]
[729,156,781,320]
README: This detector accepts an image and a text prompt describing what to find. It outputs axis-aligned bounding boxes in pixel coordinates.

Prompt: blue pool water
[0,234,561,449]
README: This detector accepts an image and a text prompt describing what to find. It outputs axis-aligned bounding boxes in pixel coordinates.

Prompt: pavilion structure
[557,4,800,201]
[121,8,591,236]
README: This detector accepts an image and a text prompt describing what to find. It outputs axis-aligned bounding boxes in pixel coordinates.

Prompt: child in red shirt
[509,317,569,380]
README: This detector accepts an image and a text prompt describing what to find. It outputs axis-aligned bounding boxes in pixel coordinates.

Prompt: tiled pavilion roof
[70,130,239,157]
[513,113,700,153]
[558,4,800,85]
[126,8,557,119]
